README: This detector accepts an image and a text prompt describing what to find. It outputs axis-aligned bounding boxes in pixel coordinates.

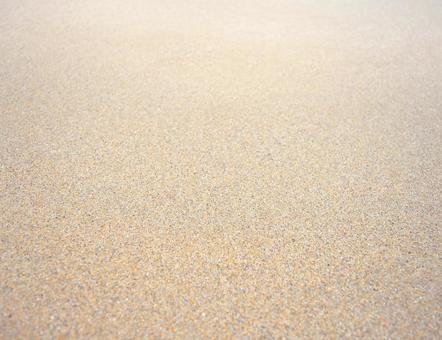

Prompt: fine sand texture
[1,0,441,338]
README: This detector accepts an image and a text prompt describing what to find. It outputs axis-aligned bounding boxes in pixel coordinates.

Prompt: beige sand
[1,0,441,338]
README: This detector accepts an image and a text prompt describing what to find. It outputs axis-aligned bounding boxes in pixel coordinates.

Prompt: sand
[1,0,441,338]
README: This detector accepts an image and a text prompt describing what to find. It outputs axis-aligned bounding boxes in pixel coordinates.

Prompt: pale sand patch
[1,0,441,338]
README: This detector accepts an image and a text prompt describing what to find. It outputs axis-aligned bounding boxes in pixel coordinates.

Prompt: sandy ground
[1,0,441,338]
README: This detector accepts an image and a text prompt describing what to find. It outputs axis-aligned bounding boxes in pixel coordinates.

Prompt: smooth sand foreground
[1,0,441,338]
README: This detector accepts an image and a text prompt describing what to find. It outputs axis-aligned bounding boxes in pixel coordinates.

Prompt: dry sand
[1,0,442,338]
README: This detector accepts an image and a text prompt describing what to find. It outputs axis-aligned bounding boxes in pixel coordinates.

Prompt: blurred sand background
[1,0,441,338]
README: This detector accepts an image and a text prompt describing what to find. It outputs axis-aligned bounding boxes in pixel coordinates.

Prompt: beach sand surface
[1,0,441,338]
